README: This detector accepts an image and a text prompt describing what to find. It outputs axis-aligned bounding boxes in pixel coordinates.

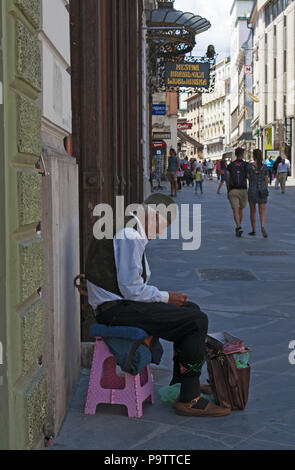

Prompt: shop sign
[177,123,193,130]
[285,118,292,147]
[152,104,166,116]
[265,127,272,150]
[152,140,167,148]
[266,150,280,159]
[153,132,171,140]
[165,61,210,89]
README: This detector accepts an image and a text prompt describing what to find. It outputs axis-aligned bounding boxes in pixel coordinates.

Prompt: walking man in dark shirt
[226,148,249,237]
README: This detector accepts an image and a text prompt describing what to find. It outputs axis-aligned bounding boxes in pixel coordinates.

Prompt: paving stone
[131,427,241,451]
[245,250,291,256]
[198,269,258,281]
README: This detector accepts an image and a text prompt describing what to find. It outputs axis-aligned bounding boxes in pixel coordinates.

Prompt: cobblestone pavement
[50,176,295,451]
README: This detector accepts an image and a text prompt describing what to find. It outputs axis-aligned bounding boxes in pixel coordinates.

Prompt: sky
[174,0,233,60]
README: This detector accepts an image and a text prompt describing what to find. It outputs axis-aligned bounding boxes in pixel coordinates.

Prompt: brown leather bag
[206,347,251,411]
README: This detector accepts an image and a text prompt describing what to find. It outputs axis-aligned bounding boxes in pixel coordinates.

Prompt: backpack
[229,161,248,189]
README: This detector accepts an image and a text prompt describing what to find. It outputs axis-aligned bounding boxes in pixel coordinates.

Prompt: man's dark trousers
[96,300,209,403]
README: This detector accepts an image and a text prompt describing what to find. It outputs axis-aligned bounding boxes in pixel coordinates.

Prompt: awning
[146,0,211,57]
[177,129,203,150]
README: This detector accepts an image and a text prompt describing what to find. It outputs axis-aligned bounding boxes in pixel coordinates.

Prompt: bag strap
[227,356,239,388]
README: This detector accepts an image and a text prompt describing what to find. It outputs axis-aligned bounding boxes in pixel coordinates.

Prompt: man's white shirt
[87,214,169,310]
[278,161,290,173]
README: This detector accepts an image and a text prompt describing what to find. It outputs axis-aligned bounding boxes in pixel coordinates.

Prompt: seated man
[86,194,230,418]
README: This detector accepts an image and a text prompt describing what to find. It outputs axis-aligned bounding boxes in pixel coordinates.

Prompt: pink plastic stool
[85,338,155,418]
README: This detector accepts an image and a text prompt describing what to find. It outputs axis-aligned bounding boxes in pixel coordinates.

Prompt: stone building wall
[0,0,47,450]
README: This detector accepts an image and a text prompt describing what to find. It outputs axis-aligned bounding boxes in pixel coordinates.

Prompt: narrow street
[50,177,295,451]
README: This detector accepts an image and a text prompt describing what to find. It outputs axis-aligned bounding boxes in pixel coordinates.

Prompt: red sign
[152,140,167,148]
[177,123,193,130]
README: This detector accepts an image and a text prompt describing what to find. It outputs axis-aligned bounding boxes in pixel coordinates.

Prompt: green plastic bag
[234,352,250,369]
[159,383,181,404]
[159,383,217,405]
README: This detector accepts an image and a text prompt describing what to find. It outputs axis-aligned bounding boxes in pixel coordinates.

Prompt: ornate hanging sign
[165,61,210,88]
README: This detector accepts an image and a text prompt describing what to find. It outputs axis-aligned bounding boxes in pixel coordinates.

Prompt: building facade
[202,59,231,161]
[230,0,255,148]
[250,0,295,175]
[235,30,256,159]
[224,60,233,157]
[185,92,204,159]
[152,90,179,172]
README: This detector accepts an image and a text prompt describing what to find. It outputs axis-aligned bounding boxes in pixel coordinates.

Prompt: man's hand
[168,292,189,306]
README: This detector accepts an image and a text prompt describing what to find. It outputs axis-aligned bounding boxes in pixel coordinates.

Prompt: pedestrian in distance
[183,160,194,187]
[167,148,180,198]
[247,149,269,238]
[202,160,208,179]
[194,167,204,195]
[182,156,189,171]
[177,167,184,191]
[217,154,228,194]
[216,159,221,181]
[273,156,282,190]
[277,155,291,194]
[207,160,214,180]
[265,155,274,185]
[226,148,249,237]
[193,160,201,175]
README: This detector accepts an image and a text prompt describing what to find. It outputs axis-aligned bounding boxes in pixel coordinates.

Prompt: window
[284,50,287,72]
[265,105,268,124]
[265,64,268,84]
[274,58,277,78]
[274,101,277,121]
[276,0,281,15]
[278,0,284,15]
[272,1,278,19]
[265,6,271,27]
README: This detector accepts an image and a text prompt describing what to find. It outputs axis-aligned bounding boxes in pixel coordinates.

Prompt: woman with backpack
[217,154,228,194]
[247,149,269,238]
